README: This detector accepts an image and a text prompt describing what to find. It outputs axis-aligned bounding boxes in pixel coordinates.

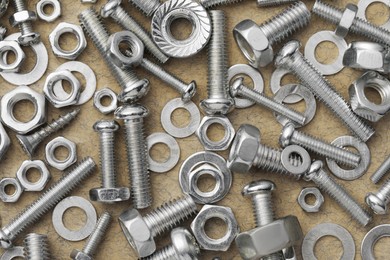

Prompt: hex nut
[45,136,77,171]
[0,85,47,134]
[349,71,390,122]
[0,40,25,72]
[70,249,92,260]
[36,0,61,22]
[335,3,357,38]
[49,22,87,60]
[297,187,324,213]
[0,177,23,203]
[196,116,235,151]
[16,160,51,191]
[9,10,37,27]
[93,88,118,114]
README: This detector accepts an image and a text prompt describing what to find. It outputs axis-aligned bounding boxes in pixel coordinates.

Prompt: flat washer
[357,0,390,30]
[281,145,311,176]
[304,30,347,75]
[52,196,97,241]
[326,136,371,180]
[0,246,24,260]
[146,132,180,173]
[0,33,48,86]
[227,64,264,108]
[270,68,302,103]
[302,223,355,260]
[161,98,200,138]
[361,224,390,259]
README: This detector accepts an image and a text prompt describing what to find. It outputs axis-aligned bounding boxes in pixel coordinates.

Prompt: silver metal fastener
[257,0,297,7]
[129,0,160,17]
[9,0,40,45]
[24,233,51,260]
[0,25,6,40]
[366,176,390,214]
[199,0,243,8]
[370,155,390,184]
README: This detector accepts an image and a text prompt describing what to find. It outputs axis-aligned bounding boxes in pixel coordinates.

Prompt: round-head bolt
[279,123,295,147]
[242,180,276,197]
[100,0,121,18]
[93,120,120,133]
[115,104,149,120]
[229,77,244,98]
[182,81,197,102]
[0,229,12,249]
[171,228,200,259]
[365,193,387,215]
[118,78,150,104]
[274,40,301,67]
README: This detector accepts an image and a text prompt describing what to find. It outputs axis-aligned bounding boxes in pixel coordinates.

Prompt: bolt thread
[254,144,296,177]
[123,119,152,209]
[12,0,25,12]
[200,0,243,8]
[260,1,310,45]
[252,193,275,227]
[129,0,160,16]
[257,0,297,7]
[143,245,177,260]
[24,233,51,260]
[19,22,33,35]
[99,132,117,188]
[83,212,111,256]
[371,155,390,184]
[2,157,96,243]
[144,196,197,237]
[113,5,168,63]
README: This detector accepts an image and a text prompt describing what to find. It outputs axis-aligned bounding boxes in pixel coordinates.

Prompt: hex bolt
[89,120,130,203]
[144,228,200,260]
[275,40,375,142]
[115,104,152,209]
[257,0,297,7]
[0,157,96,248]
[366,176,390,215]
[242,180,285,259]
[79,8,149,103]
[101,0,169,63]
[16,109,80,158]
[304,160,372,226]
[71,212,112,259]
[230,77,306,126]
[129,0,160,17]
[312,0,390,47]
[280,123,361,168]
[24,233,51,260]
[370,155,390,184]
[9,0,40,45]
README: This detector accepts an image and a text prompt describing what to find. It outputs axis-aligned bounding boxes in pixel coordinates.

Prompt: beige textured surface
[0,0,390,259]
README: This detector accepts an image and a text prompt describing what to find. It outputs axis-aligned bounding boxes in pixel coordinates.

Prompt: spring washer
[357,0,390,30]
[146,132,180,173]
[361,224,390,259]
[0,246,24,260]
[270,68,302,104]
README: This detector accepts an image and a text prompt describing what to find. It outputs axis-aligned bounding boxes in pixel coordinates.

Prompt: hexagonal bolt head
[0,40,26,72]
[70,249,92,260]
[9,10,37,27]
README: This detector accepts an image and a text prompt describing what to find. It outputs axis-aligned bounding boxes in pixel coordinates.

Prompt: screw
[115,104,152,209]
[79,8,149,103]
[0,157,96,248]
[312,0,390,47]
[242,180,285,259]
[24,233,51,260]
[90,120,130,203]
[71,212,112,259]
[304,160,372,226]
[370,155,390,184]
[129,0,160,17]
[275,40,375,142]
[230,77,306,126]
[257,0,297,7]
[199,0,243,8]
[9,0,40,45]
[280,123,361,168]
[144,227,200,260]
[100,0,169,63]
[16,109,80,158]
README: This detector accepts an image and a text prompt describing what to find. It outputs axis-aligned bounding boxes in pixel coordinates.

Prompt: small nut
[0,177,23,203]
[36,0,61,22]
[0,40,25,72]
[9,10,37,27]
[16,160,51,191]
[70,249,92,260]
[335,3,357,37]
[45,136,77,171]
[93,88,118,114]
[297,187,324,213]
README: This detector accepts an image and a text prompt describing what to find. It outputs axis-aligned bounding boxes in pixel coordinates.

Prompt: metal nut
[93,88,118,114]
[16,160,51,191]
[9,10,37,27]
[36,0,61,22]
[0,177,23,203]
[0,40,25,72]
[335,3,357,38]
[196,116,235,151]
[45,136,77,170]
[297,187,324,213]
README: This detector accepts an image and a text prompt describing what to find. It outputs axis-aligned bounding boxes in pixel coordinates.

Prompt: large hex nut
[16,160,51,191]
[235,216,303,260]
[0,177,23,203]
[297,187,324,213]
[49,22,87,60]
[349,71,390,122]
[45,136,77,171]
[9,10,37,27]
[0,40,25,72]
[335,3,357,38]
[1,85,47,134]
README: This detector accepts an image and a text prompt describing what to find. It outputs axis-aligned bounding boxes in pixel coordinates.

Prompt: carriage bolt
[101,0,169,63]
[230,77,306,126]
[280,123,361,168]
[370,155,390,184]
[257,0,297,7]
[90,120,130,203]
[312,0,390,47]
[71,212,112,259]
[24,233,51,260]
[275,40,375,142]
[115,104,152,209]
[9,0,40,45]
[16,109,80,158]
[79,8,149,103]
[304,160,372,226]
[129,0,160,16]
[0,157,96,248]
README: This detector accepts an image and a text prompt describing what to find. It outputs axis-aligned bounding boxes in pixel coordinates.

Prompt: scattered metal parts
[304,30,347,75]
[16,160,51,191]
[146,132,180,173]
[151,0,211,58]
[0,40,25,72]
[371,154,390,184]
[191,205,239,251]
[52,196,97,241]
[93,88,118,115]
[302,223,355,260]
[0,85,46,134]
[361,224,390,259]
[24,233,51,260]
[270,68,302,104]
[281,145,311,175]
[297,187,324,213]
[0,123,10,161]
[357,0,390,30]
[49,22,86,60]
[0,246,24,260]
[0,33,48,85]
[161,98,200,138]
[36,0,61,22]
[335,3,357,37]
[0,177,23,203]
[9,0,40,45]
[45,136,77,171]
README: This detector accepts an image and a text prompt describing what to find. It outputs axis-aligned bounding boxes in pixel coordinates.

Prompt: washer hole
[11,257,24,260]
[25,167,42,183]
[12,99,36,123]
[204,217,228,240]
[1,48,17,65]
[374,236,390,258]
[206,123,226,142]
[100,95,113,107]
[149,142,170,163]
[4,183,16,196]
[288,151,304,167]
[169,17,194,41]
[171,108,191,128]
[314,236,343,259]
[315,41,339,65]
[59,32,79,52]
[54,145,70,162]
[281,74,298,86]
[63,207,87,231]
[42,2,54,15]
[366,2,390,26]
[196,173,217,193]
[304,193,317,206]
[365,85,383,105]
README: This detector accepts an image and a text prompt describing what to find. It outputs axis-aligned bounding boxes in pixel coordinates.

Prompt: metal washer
[357,0,390,30]
[270,68,302,104]
[361,224,390,259]
[146,132,180,173]
[281,145,311,176]
[0,246,24,260]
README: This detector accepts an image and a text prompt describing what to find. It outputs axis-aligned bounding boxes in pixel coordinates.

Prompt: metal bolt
[230,77,306,126]
[70,212,112,259]
[9,0,40,45]
[366,177,390,215]
[16,109,80,158]
[79,8,149,103]
[90,120,130,203]
[24,233,51,260]
[370,155,390,184]
[0,157,96,248]
[115,104,152,209]
[129,0,160,17]
[257,0,297,7]
[242,180,285,259]
[100,0,169,63]
[275,40,375,142]
[304,160,372,226]
[199,0,243,8]
[312,0,390,47]
[280,123,361,168]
